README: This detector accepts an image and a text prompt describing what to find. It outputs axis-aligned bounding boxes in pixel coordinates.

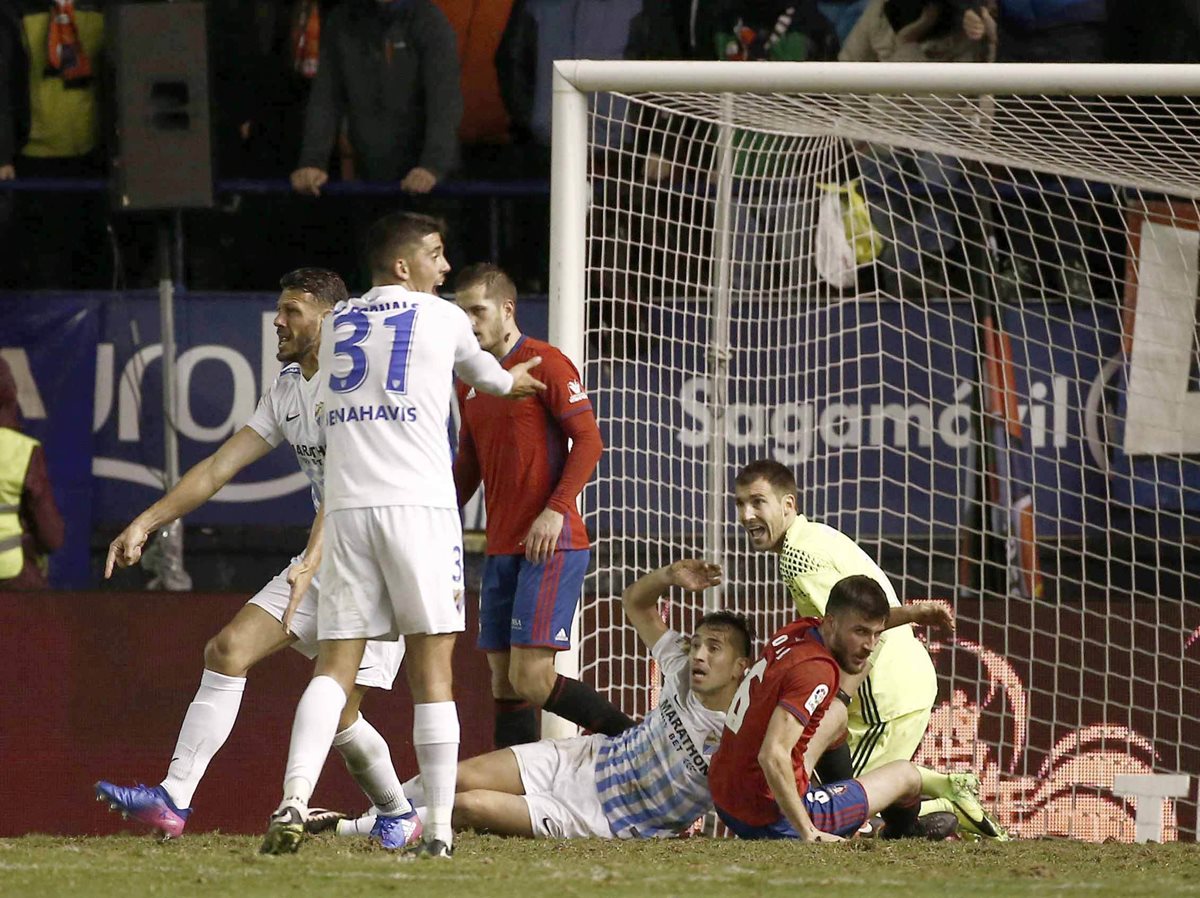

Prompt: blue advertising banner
[88,291,551,530]
[3,297,99,588]
[5,288,1192,590]
[587,299,1133,541]
[588,299,978,538]
[91,290,313,527]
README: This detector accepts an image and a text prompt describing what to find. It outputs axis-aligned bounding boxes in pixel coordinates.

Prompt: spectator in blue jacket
[956,0,1105,62]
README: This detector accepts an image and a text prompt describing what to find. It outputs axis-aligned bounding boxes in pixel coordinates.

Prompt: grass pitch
[1,833,1194,898]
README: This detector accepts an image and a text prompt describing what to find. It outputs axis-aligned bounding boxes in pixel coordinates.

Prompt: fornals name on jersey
[326,405,417,427]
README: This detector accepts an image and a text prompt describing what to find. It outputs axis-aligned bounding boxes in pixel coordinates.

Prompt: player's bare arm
[758,707,843,843]
[105,426,274,576]
[801,699,849,776]
[621,560,723,650]
[505,356,546,399]
[284,504,325,633]
[887,601,954,640]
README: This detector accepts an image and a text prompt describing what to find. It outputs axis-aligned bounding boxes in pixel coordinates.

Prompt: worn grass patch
[0,833,1194,898]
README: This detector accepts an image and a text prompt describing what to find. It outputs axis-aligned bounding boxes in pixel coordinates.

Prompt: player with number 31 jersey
[264,213,547,860]
[318,288,509,514]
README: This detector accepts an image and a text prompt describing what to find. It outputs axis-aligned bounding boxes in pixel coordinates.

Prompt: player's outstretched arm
[887,601,954,640]
[455,345,546,399]
[621,559,722,651]
[504,355,546,399]
[284,504,325,633]
[758,707,843,843]
[105,427,273,577]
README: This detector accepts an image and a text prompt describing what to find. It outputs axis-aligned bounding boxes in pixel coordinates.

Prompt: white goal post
[549,61,1200,842]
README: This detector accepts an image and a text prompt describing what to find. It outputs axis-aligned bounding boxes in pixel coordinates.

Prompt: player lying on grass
[94,268,405,840]
[329,558,751,839]
[709,573,1009,842]
[321,563,967,841]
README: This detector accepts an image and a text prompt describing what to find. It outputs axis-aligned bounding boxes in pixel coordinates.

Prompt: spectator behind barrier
[818,0,871,42]
[0,357,64,590]
[0,0,27,182]
[954,0,1113,303]
[840,0,991,297]
[952,0,1106,62]
[435,0,514,145]
[12,0,107,289]
[291,0,463,196]
[496,0,642,156]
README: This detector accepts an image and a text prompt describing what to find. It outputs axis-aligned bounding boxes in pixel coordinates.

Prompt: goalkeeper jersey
[779,515,937,721]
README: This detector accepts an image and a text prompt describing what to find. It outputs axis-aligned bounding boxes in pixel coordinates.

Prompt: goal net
[549,62,1200,842]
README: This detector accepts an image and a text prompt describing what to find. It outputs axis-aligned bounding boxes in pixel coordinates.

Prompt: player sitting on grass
[330,559,751,839]
[709,574,1009,842]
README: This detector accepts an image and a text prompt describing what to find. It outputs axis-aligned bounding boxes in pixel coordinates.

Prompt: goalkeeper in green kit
[733,459,980,835]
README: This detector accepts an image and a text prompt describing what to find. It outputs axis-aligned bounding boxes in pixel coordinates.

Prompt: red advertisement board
[0,591,495,837]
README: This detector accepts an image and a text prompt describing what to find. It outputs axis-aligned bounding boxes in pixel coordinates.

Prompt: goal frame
[545,60,1200,740]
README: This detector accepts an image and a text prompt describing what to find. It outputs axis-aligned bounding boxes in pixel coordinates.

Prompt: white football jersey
[317,286,513,512]
[594,629,726,838]
[245,363,325,512]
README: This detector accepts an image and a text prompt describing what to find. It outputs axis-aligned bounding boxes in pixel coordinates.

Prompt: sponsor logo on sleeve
[567,379,589,403]
[804,684,830,715]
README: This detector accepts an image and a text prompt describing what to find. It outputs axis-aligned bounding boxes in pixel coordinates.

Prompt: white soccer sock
[281,675,347,806]
[335,812,378,837]
[401,774,426,808]
[412,702,459,846]
[333,714,411,816]
[160,669,246,809]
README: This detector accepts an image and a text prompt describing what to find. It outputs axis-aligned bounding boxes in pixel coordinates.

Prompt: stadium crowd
[0,0,1194,294]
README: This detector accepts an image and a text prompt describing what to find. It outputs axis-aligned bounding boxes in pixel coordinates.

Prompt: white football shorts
[318,505,466,640]
[511,734,612,839]
[246,559,404,690]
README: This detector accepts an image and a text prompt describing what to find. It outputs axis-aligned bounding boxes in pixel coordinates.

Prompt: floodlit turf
[0,833,1195,898]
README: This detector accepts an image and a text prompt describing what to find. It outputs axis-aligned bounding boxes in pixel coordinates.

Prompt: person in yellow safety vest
[0,357,63,589]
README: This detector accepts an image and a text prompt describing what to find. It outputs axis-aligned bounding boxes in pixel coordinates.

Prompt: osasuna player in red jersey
[709,575,1008,842]
[453,263,630,748]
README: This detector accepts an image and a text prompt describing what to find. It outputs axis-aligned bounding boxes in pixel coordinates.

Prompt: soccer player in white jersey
[355,560,754,840]
[95,269,411,841]
[261,211,547,859]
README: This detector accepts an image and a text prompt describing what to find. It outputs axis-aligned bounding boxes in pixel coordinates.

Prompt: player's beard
[277,330,317,364]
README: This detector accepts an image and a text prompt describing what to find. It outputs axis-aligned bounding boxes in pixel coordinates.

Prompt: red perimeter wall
[0,591,494,837]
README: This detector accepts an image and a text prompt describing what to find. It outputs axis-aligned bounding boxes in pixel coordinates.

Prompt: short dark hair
[825,575,890,623]
[734,460,797,496]
[455,262,517,305]
[278,267,348,308]
[699,610,756,660]
[364,211,446,278]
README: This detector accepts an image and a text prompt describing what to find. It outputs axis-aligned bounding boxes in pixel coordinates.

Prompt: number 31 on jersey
[329,308,418,395]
